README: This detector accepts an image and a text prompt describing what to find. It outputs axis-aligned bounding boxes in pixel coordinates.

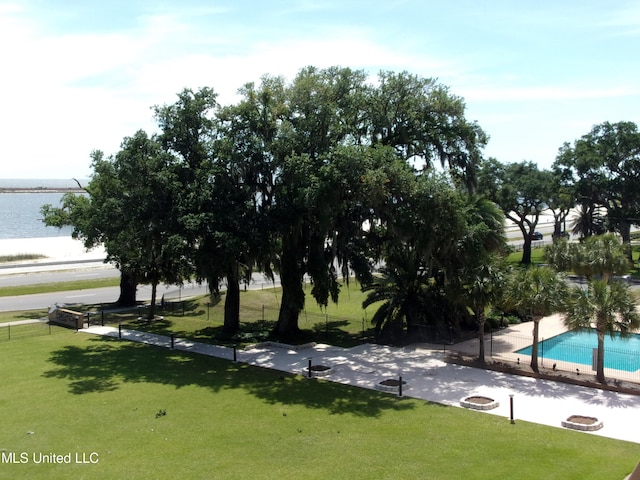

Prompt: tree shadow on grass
[192,319,275,345]
[87,298,204,324]
[43,336,415,417]
[5,310,48,321]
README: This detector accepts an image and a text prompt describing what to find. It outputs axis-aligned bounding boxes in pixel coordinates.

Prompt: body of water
[0,179,87,239]
[517,329,640,372]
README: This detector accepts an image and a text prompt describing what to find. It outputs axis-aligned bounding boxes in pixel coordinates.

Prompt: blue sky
[1,0,638,178]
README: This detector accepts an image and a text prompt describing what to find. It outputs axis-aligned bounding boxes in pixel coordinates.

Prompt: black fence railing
[0,321,66,340]
[457,330,640,383]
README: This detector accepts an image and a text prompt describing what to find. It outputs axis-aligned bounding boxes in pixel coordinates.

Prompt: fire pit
[460,395,499,411]
[375,378,408,393]
[307,364,333,377]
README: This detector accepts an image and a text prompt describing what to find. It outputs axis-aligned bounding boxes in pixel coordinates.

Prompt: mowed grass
[1,330,639,479]
[506,244,640,280]
[0,309,49,324]
[506,246,547,265]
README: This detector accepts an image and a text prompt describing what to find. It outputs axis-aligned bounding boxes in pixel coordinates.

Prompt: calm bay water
[0,179,87,239]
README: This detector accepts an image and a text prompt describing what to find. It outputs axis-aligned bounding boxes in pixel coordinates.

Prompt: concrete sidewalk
[82,325,640,445]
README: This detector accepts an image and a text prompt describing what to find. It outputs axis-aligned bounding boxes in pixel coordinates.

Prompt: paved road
[0,265,119,288]
[0,261,280,311]
[0,283,211,312]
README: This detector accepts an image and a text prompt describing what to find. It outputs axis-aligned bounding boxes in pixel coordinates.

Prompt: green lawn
[506,246,547,265]
[0,309,49,324]
[507,245,640,280]
[1,330,639,479]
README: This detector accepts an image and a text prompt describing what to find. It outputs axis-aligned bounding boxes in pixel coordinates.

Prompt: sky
[1,0,639,179]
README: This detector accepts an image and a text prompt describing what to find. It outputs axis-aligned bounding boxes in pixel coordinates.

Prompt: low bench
[48,306,84,330]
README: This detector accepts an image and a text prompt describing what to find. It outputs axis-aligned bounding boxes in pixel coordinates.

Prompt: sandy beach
[0,236,105,262]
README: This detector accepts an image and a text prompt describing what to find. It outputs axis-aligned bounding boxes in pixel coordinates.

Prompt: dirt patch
[464,396,494,405]
[460,395,500,410]
[562,415,603,431]
[310,365,331,372]
[379,378,407,387]
[567,415,598,425]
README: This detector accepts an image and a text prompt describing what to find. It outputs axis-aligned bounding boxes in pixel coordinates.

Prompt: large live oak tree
[41,132,189,312]
[42,66,490,340]
[478,159,553,264]
[554,121,640,247]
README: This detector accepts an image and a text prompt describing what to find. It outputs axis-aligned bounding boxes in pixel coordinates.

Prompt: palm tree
[546,232,631,284]
[563,279,640,383]
[548,233,638,382]
[507,266,568,373]
[581,233,630,281]
[454,196,507,363]
[460,260,506,363]
[362,247,431,342]
[570,204,605,239]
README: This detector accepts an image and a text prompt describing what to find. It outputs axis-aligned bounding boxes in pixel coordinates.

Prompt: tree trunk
[148,280,158,320]
[619,221,633,262]
[223,263,241,335]
[275,253,304,337]
[553,220,562,237]
[477,310,486,364]
[275,293,301,338]
[521,237,533,264]
[274,233,305,338]
[530,319,540,372]
[596,330,606,384]
[117,269,137,306]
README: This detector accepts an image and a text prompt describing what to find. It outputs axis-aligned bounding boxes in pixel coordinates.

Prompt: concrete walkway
[82,325,640,445]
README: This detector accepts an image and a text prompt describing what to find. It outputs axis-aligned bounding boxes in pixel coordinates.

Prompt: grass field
[506,246,547,265]
[507,245,640,284]
[77,282,380,348]
[1,330,640,479]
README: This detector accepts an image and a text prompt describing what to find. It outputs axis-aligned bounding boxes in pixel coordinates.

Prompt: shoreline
[0,187,83,194]
[0,236,105,262]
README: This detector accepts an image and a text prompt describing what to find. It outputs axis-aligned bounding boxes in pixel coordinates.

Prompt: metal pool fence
[453,330,640,384]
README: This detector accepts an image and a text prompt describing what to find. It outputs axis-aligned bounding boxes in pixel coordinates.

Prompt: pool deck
[83,324,640,446]
[449,314,640,385]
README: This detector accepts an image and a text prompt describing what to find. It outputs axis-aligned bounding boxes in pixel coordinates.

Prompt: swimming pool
[516,329,640,372]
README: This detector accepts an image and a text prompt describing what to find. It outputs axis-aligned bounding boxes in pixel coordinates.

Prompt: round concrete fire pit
[308,364,333,377]
[561,415,603,431]
[375,378,408,393]
[460,395,499,411]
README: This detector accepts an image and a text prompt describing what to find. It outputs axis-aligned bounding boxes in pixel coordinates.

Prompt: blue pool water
[516,329,640,372]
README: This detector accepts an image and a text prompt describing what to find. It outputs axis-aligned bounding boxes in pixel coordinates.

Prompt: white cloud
[463,85,640,103]
[1,1,639,178]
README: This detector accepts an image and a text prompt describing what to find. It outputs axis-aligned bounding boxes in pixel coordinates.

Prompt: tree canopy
[478,158,552,264]
[42,65,504,341]
[554,121,640,244]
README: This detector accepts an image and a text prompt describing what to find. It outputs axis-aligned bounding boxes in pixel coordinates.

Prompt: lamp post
[509,394,515,424]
